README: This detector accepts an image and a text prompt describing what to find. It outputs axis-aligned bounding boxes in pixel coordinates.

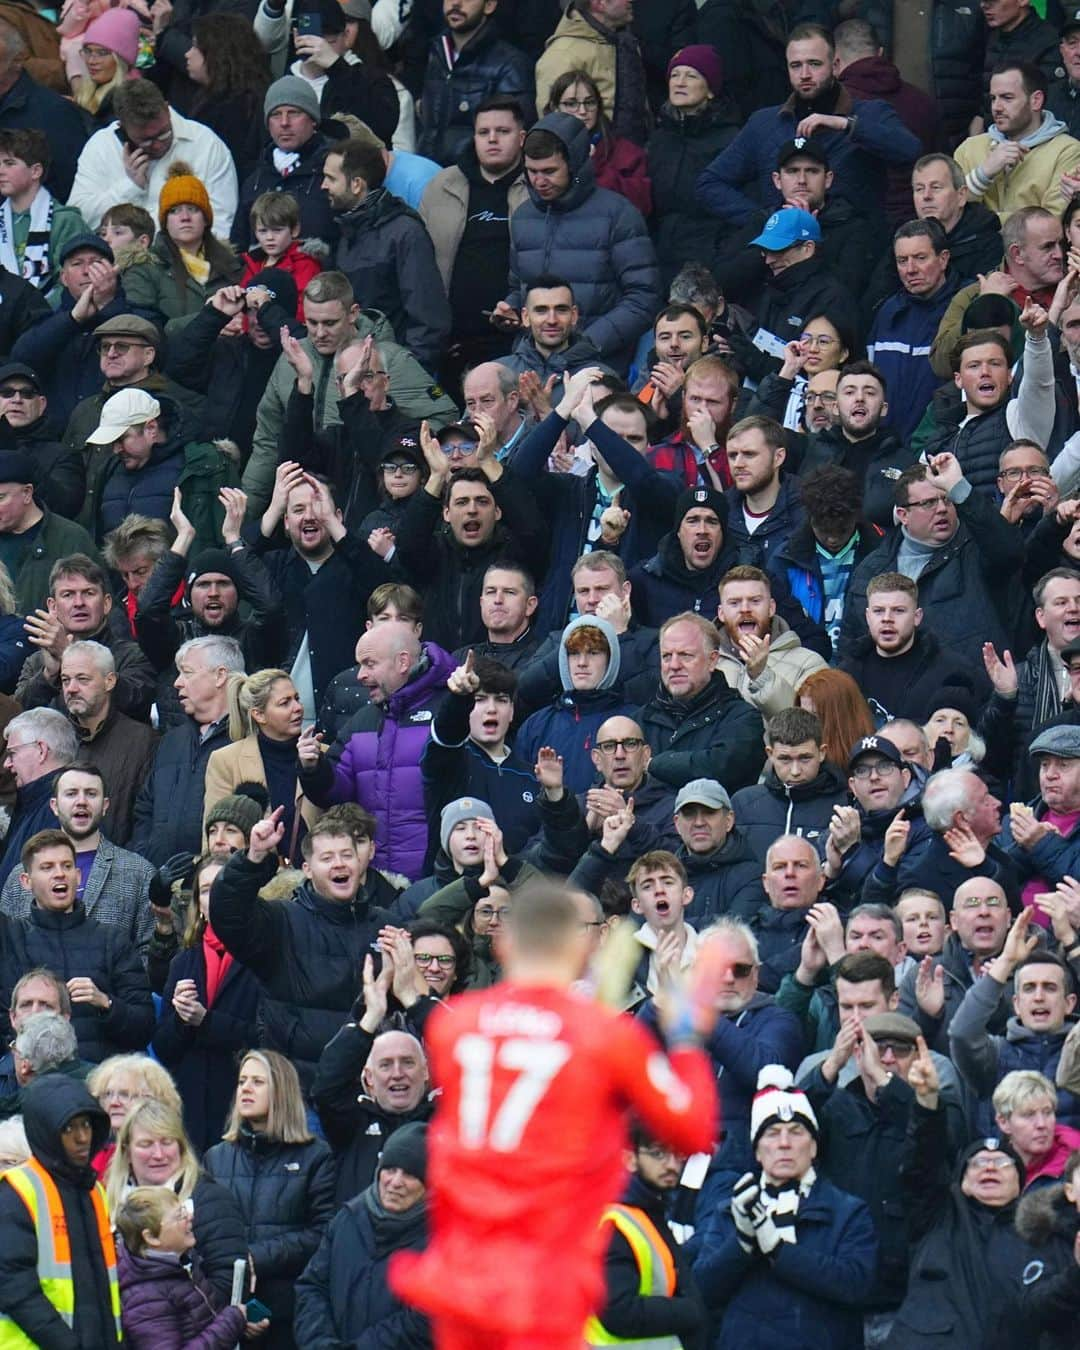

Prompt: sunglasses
[871,1038,916,1057]
[0,385,37,399]
[730,962,756,979]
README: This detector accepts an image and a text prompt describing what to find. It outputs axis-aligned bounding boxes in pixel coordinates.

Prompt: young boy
[240,192,321,318]
[629,849,698,998]
[97,203,155,264]
[0,130,86,299]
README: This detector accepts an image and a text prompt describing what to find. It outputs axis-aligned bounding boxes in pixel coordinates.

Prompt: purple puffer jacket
[117,1243,247,1350]
[300,643,455,880]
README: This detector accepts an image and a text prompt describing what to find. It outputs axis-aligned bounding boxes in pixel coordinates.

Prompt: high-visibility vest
[0,1157,121,1348]
[584,1202,684,1349]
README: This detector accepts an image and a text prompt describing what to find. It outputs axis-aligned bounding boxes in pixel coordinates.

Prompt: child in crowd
[240,192,322,320]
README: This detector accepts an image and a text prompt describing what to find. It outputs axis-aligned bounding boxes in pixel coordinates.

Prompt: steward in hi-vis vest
[0,1075,121,1348]
[585,1130,707,1349]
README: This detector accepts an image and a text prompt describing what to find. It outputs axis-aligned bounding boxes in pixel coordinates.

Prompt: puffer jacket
[130,714,229,866]
[827,775,931,906]
[418,19,534,165]
[748,902,813,994]
[628,530,738,628]
[208,851,395,1082]
[677,831,766,926]
[299,644,455,879]
[647,98,741,285]
[639,671,766,793]
[117,1244,245,1350]
[332,188,450,374]
[203,1128,336,1347]
[731,763,849,864]
[515,615,635,794]
[714,616,829,719]
[0,902,154,1062]
[312,1018,438,1205]
[1010,1184,1080,1350]
[121,232,243,332]
[505,112,660,369]
[293,1185,431,1350]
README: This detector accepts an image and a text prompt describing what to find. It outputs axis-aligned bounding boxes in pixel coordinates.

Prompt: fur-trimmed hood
[1015,1183,1080,1245]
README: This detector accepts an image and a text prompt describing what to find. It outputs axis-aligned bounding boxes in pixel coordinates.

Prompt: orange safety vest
[584,1202,683,1348]
[0,1156,121,1347]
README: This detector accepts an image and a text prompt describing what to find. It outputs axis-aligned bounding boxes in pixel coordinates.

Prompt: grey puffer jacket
[505,112,660,369]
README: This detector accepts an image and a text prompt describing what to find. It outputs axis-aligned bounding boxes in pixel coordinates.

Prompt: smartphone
[113,126,134,152]
[246,1298,272,1324]
[296,12,322,35]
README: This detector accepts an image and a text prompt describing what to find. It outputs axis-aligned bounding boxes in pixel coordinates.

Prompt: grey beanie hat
[439,796,494,853]
[265,76,321,127]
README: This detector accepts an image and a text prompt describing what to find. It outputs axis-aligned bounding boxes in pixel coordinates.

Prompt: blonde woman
[68,9,141,125]
[105,1099,246,1300]
[204,1051,335,1349]
[203,667,322,862]
[86,1052,181,1178]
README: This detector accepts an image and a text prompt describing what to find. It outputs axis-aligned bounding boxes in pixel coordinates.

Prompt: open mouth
[654,898,671,919]
[480,717,500,736]
[300,522,320,543]
[328,870,351,887]
[692,539,713,558]
[462,521,482,538]
[973,921,996,940]
[202,600,224,617]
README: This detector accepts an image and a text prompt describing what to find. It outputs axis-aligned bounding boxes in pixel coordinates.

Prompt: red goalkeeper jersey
[390,980,718,1336]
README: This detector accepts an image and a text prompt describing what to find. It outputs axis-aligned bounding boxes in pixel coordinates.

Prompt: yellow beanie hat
[158,161,212,230]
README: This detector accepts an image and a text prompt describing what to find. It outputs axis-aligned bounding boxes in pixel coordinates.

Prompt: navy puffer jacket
[506,112,661,368]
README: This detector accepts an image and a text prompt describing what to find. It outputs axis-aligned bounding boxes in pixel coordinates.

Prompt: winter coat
[724,474,807,571]
[67,708,157,846]
[0,902,154,1062]
[590,133,652,218]
[865,200,1002,319]
[1010,1183,1080,1350]
[997,794,1080,897]
[130,714,230,866]
[0,270,49,360]
[394,475,548,653]
[418,21,534,166]
[202,734,322,845]
[639,671,766,794]
[0,1075,119,1349]
[6,507,100,619]
[837,489,1026,670]
[0,69,87,199]
[955,117,1080,224]
[0,412,84,520]
[731,764,849,865]
[714,617,828,719]
[292,1185,431,1350]
[15,619,156,725]
[517,620,659,718]
[639,989,802,1174]
[495,326,606,388]
[117,1244,245,1350]
[747,901,817,994]
[534,5,618,128]
[837,628,977,725]
[233,132,339,253]
[646,99,740,286]
[505,112,660,369]
[208,851,395,1083]
[203,1128,336,1347]
[332,189,450,374]
[239,241,322,321]
[868,275,961,442]
[419,156,529,289]
[897,931,1014,1054]
[696,81,923,227]
[121,233,243,333]
[982,11,1063,112]
[694,1173,878,1348]
[312,1018,438,1205]
[678,833,767,927]
[628,530,738,629]
[0,773,61,887]
[826,777,932,906]
[299,645,454,879]
[151,943,260,1154]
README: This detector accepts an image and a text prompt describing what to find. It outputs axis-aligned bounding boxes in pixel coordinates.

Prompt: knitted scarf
[202,921,233,1007]
[757,1164,817,1244]
[573,2,649,144]
[1031,638,1062,729]
[0,188,54,287]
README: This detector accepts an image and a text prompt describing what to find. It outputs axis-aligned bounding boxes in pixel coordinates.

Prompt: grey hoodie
[557,613,621,692]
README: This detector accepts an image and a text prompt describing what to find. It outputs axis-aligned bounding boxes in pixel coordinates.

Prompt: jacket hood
[1015,1183,1080,1245]
[989,110,1069,149]
[21,1074,110,1189]
[761,759,848,804]
[557,613,621,691]
[840,53,902,96]
[651,530,736,588]
[388,643,457,716]
[526,112,595,211]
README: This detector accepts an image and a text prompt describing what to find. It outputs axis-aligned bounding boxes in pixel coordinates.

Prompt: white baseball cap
[86,388,161,445]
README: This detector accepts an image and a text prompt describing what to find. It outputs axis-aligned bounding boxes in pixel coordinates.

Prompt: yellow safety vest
[585,1202,684,1349]
[0,1157,121,1348]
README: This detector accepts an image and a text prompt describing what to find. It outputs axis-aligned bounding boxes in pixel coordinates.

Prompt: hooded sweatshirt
[957,111,1080,223]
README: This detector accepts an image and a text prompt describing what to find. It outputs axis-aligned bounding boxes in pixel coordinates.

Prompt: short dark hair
[443,467,494,504]
[333,137,386,190]
[799,464,862,526]
[302,802,377,858]
[474,95,525,124]
[992,60,1047,98]
[367,582,423,622]
[52,762,108,798]
[49,554,108,596]
[954,327,1012,373]
[472,656,518,700]
[21,829,75,872]
[655,304,706,337]
[837,359,887,395]
[523,128,567,161]
[408,918,472,990]
[788,21,833,52]
[893,217,948,253]
[835,951,896,997]
[894,463,931,508]
[765,707,823,748]
[0,128,49,173]
[483,559,536,596]
[595,392,652,434]
[1013,951,1075,994]
[524,275,575,304]
[114,80,167,127]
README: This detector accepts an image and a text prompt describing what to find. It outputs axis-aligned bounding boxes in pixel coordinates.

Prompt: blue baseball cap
[749,208,821,252]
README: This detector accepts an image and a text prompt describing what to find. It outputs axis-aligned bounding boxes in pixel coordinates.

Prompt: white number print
[455,1034,572,1151]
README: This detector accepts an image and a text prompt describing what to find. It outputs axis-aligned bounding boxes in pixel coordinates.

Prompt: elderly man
[0,708,77,885]
[299,623,455,879]
[997,722,1080,903]
[639,612,765,793]
[671,779,768,924]
[0,969,73,1100]
[748,834,828,994]
[0,450,99,616]
[462,363,530,463]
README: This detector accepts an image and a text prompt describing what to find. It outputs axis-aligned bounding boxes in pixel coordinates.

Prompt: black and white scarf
[0,189,54,287]
[758,1165,817,1244]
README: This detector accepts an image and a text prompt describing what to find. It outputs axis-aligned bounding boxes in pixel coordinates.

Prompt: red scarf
[202,922,233,1008]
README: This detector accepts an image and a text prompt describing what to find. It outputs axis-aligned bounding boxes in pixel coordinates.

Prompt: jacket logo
[1022,1260,1045,1285]
[412,711,433,722]
[284,1162,300,1171]
[522,791,534,803]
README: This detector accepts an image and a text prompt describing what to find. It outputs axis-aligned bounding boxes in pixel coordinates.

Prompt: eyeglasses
[956,893,1005,909]
[799,333,837,348]
[474,905,511,921]
[0,385,36,399]
[730,962,757,979]
[379,462,420,476]
[97,340,150,356]
[4,739,39,756]
[594,737,645,754]
[124,125,174,151]
[967,1153,1014,1171]
[414,953,455,968]
[902,494,950,512]
[559,97,598,111]
[999,466,1051,481]
[446,442,478,458]
[851,760,899,779]
[805,391,838,405]
[638,1144,685,1161]
[100,1087,134,1103]
[871,1039,916,1058]
[81,44,112,58]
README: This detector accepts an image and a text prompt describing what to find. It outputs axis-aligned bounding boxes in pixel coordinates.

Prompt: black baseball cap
[775,137,830,171]
[847,735,904,773]
[1063,7,1080,34]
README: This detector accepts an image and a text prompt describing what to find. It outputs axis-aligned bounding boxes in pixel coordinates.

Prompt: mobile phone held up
[296,11,322,36]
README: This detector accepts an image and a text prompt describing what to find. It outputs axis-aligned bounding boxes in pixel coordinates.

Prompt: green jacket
[243,308,459,516]
[121,234,243,335]
[33,202,87,305]
[12,507,102,615]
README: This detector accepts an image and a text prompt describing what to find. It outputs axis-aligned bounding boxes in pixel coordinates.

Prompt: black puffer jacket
[0,1076,118,1349]
[638,671,766,793]
[982,11,1063,114]
[418,20,534,166]
[628,530,738,628]
[798,424,918,531]
[730,763,850,865]
[677,830,767,925]
[203,1128,336,1350]
[208,851,394,1084]
[0,903,153,1062]
[646,99,740,286]
[1010,1184,1080,1350]
[312,1018,437,1205]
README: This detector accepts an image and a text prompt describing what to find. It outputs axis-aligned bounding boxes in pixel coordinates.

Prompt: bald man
[462,362,529,462]
[299,623,457,879]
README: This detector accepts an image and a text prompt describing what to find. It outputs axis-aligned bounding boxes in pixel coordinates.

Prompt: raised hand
[555,365,605,421]
[1009,800,1058,850]
[600,803,636,856]
[218,487,247,545]
[915,957,946,1018]
[24,608,67,664]
[907,1034,940,1107]
[927,451,962,491]
[248,805,285,863]
[1055,875,1080,928]
[737,631,770,680]
[280,327,314,387]
[982,642,1018,697]
[419,420,450,484]
[594,588,631,635]
[822,1017,861,1083]
[447,650,481,697]
[210,285,246,317]
[367,527,395,559]
[731,1173,759,1253]
[654,928,682,987]
[806,901,845,965]
[472,409,499,461]
[533,746,564,796]
[882,810,910,867]
[359,952,393,1031]
[779,339,807,381]
[340,335,374,400]
[944,821,986,868]
[297,723,323,769]
[518,370,556,419]
[994,906,1039,974]
[854,1022,888,1088]
[1020,297,1050,338]
[795,923,827,984]
[265,460,306,529]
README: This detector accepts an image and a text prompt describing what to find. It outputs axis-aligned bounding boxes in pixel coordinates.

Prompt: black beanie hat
[187,548,239,591]
[923,683,978,728]
[379,1121,427,1183]
[674,485,728,532]
[250,266,299,319]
